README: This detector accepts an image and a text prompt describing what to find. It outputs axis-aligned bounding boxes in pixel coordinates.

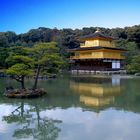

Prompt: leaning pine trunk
[21,75,25,89]
[33,65,41,90]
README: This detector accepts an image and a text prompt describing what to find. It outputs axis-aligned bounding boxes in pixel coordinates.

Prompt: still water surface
[0,75,140,140]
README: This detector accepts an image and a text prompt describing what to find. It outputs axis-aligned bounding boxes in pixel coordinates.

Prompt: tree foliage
[127,55,140,73]
[27,42,64,89]
[5,42,64,89]
[6,54,33,89]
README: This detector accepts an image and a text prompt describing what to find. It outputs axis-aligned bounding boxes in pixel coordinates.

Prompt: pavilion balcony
[70,55,93,59]
[70,55,125,60]
[71,66,124,71]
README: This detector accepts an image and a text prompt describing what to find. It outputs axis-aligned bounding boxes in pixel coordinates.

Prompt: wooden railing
[71,66,123,71]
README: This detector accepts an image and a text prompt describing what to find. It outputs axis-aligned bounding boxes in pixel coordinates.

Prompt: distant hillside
[0,25,140,73]
[0,25,140,49]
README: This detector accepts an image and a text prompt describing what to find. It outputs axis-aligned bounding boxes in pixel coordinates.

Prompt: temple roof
[80,30,115,41]
[69,46,126,52]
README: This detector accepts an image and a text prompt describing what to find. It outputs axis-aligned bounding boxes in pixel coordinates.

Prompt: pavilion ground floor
[70,59,125,71]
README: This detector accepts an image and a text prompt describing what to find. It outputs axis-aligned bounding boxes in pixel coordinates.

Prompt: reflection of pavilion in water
[70,77,123,108]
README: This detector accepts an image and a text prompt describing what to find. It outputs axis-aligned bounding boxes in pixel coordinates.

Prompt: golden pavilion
[70,29,126,71]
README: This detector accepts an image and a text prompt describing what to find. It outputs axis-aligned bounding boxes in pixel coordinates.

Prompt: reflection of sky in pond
[0,104,140,140]
[40,107,140,140]
[0,105,32,140]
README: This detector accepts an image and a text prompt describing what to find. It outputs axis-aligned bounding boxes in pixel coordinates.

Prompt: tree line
[0,25,140,73]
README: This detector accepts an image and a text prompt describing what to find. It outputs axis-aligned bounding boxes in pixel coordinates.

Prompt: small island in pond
[4,88,46,98]
[3,42,64,98]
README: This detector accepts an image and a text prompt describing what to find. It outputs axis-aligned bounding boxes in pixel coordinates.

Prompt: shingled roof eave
[69,46,127,52]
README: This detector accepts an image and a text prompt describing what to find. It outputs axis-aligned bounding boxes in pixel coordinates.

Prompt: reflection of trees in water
[3,101,62,140]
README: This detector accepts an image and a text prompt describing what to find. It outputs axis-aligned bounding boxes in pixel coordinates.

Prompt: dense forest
[0,25,140,73]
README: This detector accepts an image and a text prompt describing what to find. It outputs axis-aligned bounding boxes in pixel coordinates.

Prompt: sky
[0,0,140,34]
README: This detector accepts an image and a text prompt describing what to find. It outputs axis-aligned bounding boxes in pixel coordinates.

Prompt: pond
[0,75,140,140]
